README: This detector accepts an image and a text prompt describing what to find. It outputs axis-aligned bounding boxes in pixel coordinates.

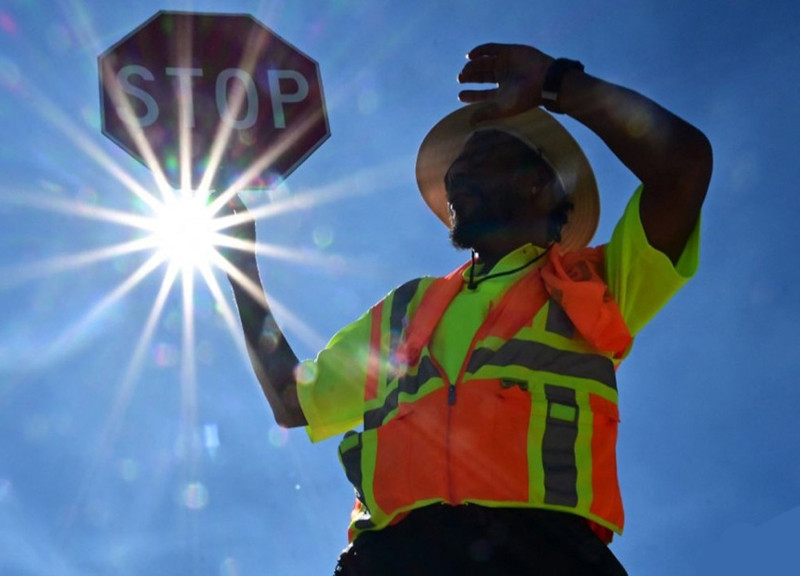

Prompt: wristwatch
[541,58,584,114]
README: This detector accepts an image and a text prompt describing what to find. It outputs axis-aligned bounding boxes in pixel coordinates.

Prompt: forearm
[559,71,710,192]
[230,263,307,428]
[558,70,712,262]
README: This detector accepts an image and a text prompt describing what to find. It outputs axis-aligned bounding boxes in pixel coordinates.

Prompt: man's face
[444,129,544,250]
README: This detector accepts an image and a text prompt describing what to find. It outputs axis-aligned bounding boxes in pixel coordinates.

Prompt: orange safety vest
[338,245,632,543]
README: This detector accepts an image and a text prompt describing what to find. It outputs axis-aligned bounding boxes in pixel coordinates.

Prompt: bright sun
[148,190,220,272]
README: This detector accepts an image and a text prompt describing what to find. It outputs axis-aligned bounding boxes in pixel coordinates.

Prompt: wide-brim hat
[415,104,599,252]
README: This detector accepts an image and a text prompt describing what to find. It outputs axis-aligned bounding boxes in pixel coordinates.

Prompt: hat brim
[415,104,599,252]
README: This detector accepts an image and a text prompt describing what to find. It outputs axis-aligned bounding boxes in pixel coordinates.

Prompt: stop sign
[98,11,329,190]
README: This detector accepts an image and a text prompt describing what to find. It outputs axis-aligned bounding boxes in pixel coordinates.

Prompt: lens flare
[181,482,209,510]
[0,12,17,35]
[268,425,289,448]
[147,190,218,272]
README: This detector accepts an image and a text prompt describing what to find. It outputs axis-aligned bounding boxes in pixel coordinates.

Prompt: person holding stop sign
[224,42,711,575]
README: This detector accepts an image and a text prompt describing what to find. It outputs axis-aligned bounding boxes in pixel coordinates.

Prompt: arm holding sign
[220,197,307,428]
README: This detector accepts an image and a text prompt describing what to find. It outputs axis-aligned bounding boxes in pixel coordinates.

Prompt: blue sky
[1,1,799,574]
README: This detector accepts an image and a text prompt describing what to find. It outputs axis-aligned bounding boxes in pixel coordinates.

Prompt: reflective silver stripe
[381,279,422,383]
[388,279,421,357]
[339,431,366,504]
[363,279,426,430]
[466,339,616,390]
[354,516,377,530]
[542,384,579,507]
[364,356,440,430]
[545,299,575,339]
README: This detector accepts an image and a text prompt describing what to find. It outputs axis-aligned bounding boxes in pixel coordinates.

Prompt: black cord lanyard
[467,244,553,291]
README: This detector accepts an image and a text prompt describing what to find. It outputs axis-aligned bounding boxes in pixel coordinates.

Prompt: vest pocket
[372,386,450,514]
[450,379,531,503]
[588,394,623,528]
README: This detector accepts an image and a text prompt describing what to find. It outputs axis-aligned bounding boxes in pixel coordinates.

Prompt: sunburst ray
[44,251,166,360]
[58,264,180,537]
[212,251,326,352]
[0,238,156,290]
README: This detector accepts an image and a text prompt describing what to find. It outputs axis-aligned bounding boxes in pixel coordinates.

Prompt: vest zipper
[428,300,496,503]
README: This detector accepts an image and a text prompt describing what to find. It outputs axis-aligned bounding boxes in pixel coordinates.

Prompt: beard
[448,196,515,251]
[450,217,507,250]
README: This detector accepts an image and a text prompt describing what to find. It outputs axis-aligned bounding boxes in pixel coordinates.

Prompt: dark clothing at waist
[334,504,628,576]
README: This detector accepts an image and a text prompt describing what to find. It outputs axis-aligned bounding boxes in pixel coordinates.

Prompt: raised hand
[215,193,258,271]
[457,43,554,122]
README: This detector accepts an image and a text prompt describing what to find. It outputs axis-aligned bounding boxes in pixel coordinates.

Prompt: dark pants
[334,505,628,576]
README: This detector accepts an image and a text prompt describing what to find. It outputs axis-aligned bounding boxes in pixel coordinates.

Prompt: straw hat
[415,104,599,251]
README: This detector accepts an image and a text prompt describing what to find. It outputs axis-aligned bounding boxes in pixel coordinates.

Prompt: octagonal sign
[99,11,329,190]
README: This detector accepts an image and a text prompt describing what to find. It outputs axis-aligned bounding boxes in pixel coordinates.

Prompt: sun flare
[148,190,220,272]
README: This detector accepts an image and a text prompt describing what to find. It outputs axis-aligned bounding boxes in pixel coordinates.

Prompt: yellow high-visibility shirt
[297,185,700,442]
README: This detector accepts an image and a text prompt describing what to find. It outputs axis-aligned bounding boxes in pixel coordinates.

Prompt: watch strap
[541,58,584,114]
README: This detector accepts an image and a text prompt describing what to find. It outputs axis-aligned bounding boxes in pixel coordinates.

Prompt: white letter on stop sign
[216,69,258,129]
[166,67,203,127]
[268,70,309,129]
[116,65,159,127]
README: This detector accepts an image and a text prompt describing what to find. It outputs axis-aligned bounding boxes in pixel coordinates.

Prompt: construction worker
[222,43,712,575]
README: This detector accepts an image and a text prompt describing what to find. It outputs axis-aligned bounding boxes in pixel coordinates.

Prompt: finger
[458,69,496,85]
[217,194,250,224]
[460,55,496,72]
[458,88,498,103]
[462,54,497,69]
[224,194,246,212]
[466,42,507,60]
[458,58,498,84]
